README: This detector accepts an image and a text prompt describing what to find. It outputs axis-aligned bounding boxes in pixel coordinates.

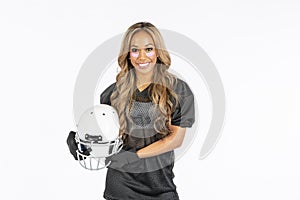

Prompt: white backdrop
[1,0,299,199]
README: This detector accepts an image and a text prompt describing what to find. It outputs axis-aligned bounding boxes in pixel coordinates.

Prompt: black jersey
[101,78,195,200]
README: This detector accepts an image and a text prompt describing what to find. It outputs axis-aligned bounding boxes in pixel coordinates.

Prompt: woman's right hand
[66,131,80,160]
[66,131,90,160]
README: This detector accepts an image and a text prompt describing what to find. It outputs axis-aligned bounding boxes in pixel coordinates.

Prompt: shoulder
[173,78,193,96]
[170,78,195,127]
[100,82,117,105]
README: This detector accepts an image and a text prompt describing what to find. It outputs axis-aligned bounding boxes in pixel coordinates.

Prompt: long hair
[110,22,178,141]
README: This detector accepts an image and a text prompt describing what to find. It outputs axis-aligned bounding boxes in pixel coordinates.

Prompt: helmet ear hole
[76,104,123,170]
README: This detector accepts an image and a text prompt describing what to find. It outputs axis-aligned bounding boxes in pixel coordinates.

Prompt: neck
[136,74,152,86]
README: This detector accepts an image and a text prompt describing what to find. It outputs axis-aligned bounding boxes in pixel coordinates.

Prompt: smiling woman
[67,21,195,200]
[100,22,195,200]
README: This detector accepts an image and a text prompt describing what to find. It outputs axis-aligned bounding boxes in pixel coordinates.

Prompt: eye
[146,47,153,52]
[131,48,138,52]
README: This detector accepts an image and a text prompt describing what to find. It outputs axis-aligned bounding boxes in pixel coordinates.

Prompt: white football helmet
[75,104,123,170]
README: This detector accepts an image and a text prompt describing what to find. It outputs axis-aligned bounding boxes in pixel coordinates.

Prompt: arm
[136,125,186,158]
[106,126,186,169]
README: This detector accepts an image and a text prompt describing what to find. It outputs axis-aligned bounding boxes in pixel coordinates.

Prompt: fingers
[109,161,121,169]
[105,154,124,169]
[67,131,92,161]
[108,160,125,169]
[66,131,76,144]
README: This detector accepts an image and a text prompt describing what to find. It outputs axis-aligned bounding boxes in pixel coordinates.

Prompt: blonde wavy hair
[110,22,178,141]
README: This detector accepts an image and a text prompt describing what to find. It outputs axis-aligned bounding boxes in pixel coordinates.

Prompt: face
[129,30,157,79]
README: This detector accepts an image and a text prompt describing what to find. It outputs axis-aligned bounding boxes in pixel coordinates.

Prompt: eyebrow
[130,43,154,47]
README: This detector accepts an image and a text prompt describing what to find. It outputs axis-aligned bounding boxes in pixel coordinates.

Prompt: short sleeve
[171,79,195,128]
[100,83,116,106]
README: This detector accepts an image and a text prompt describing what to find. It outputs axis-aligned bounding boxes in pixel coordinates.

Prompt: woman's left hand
[105,149,140,169]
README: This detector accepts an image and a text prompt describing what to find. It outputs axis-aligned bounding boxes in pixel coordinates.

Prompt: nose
[137,49,147,61]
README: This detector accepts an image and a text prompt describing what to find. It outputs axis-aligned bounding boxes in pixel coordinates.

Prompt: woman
[100,22,195,200]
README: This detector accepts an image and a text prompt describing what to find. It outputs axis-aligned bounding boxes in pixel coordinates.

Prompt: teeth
[139,63,149,67]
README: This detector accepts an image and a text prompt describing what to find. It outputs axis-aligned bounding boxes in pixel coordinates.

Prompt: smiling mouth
[138,62,150,67]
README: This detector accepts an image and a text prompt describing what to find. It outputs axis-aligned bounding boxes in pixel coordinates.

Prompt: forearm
[136,126,186,158]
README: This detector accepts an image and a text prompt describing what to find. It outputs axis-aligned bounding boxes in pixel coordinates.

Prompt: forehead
[130,30,154,47]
